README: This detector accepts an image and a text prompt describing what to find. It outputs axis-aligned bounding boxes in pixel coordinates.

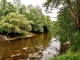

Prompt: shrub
[0,12,32,35]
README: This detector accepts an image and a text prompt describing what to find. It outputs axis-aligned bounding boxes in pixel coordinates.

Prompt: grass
[49,51,80,60]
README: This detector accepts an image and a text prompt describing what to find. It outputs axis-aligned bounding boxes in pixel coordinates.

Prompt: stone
[10,55,16,58]
[23,47,28,50]
[29,52,42,59]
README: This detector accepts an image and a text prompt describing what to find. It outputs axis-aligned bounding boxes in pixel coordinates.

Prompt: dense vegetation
[0,0,80,60]
[44,0,80,60]
[49,52,80,60]
[0,12,32,35]
[26,5,52,33]
[0,0,53,35]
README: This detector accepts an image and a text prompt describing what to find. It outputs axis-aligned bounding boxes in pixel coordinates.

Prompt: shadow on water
[0,36,11,60]
[0,33,61,60]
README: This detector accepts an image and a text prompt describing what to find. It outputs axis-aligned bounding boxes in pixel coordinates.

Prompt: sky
[7,0,59,21]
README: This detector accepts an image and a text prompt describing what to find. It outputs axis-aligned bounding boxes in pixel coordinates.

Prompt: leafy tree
[13,0,21,13]
[54,7,76,42]
[45,0,80,52]
[0,12,32,35]
[19,4,27,14]
[1,0,7,9]
[26,5,52,33]
[44,0,80,31]
[0,0,16,19]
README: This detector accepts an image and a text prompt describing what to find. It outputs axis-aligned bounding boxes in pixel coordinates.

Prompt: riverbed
[0,33,61,60]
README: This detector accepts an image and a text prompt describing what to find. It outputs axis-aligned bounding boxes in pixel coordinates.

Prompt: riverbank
[0,33,37,41]
[50,50,80,60]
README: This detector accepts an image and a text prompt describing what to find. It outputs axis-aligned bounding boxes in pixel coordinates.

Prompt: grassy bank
[49,50,80,60]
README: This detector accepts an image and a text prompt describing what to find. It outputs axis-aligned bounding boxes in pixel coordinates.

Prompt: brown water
[0,33,60,60]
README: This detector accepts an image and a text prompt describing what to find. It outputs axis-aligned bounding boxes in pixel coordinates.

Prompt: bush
[0,12,32,35]
[49,52,80,60]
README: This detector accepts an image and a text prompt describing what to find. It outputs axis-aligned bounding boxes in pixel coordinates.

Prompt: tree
[26,5,52,33]
[44,0,80,32]
[19,4,27,14]
[46,0,80,52]
[54,7,76,42]
[0,0,16,19]
[0,12,32,35]
[13,0,21,13]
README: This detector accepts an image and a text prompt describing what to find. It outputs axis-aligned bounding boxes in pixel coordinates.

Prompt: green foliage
[45,0,80,53]
[49,52,80,60]
[53,7,76,42]
[52,7,80,52]
[19,4,27,15]
[26,5,52,33]
[70,31,80,52]
[0,0,16,19]
[45,0,63,8]
[0,12,32,35]
[0,0,53,35]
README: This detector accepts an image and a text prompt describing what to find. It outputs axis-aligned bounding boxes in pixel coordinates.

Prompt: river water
[0,33,61,60]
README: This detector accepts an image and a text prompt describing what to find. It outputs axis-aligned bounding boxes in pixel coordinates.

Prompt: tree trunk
[77,0,80,21]
[67,0,80,31]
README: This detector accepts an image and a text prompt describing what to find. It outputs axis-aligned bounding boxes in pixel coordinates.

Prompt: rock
[10,55,16,58]
[29,52,42,59]
[38,51,42,54]
[63,41,71,49]
[42,51,51,54]
[36,45,44,51]
[23,47,28,50]
[29,49,33,53]
[10,53,22,58]
[0,35,8,41]
[60,42,71,54]
[63,41,70,45]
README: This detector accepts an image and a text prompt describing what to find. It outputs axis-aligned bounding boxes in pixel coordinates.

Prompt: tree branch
[67,0,80,31]
[77,0,80,21]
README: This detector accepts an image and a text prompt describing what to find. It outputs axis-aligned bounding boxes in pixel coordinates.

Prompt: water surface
[0,33,60,60]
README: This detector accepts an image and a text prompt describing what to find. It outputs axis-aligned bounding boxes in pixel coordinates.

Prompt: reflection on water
[0,33,61,60]
[41,38,60,60]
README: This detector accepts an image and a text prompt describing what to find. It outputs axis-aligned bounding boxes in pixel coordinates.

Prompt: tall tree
[0,0,16,19]
[13,0,21,13]
[44,0,80,31]
[26,5,52,33]
[1,0,7,9]
[19,4,27,14]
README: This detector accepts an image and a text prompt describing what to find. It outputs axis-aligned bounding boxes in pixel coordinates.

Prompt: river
[0,33,61,60]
